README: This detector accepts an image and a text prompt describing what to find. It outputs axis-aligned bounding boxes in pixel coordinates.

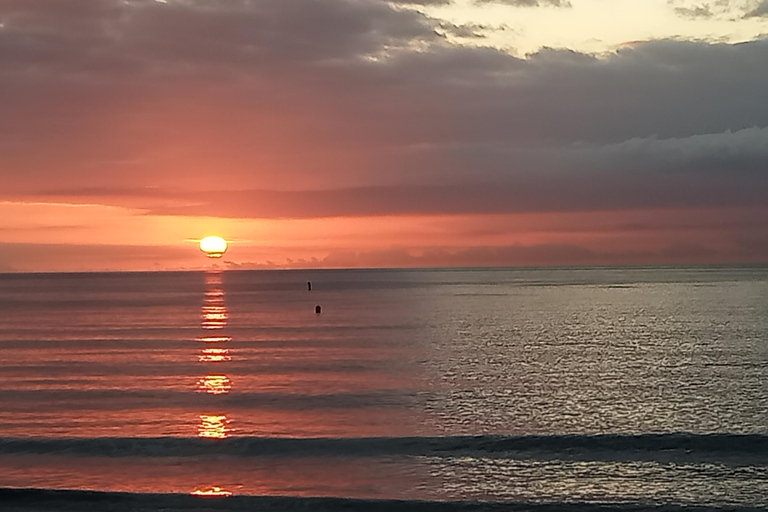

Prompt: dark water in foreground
[0,266,766,510]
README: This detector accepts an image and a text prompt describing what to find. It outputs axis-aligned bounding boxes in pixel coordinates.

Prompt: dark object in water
[315,305,322,314]
[307,281,312,291]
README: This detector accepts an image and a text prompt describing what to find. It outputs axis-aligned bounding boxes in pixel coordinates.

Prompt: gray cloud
[435,21,492,38]
[674,5,713,18]
[389,0,452,4]
[474,0,571,6]
[668,0,768,19]
[31,126,768,217]
[746,0,768,16]
[553,126,768,176]
[0,0,438,75]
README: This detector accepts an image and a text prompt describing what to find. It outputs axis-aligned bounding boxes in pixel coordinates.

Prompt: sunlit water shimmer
[0,266,766,511]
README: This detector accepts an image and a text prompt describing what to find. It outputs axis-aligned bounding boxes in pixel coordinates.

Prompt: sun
[199,235,228,258]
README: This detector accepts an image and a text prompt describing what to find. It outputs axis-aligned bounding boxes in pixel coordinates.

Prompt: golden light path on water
[197,374,232,395]
[197,414,233,440]
[199,347,231,362]
[190,486,233,497]
[192,269,233,497]
[201,306,227,329]
[196,335,232,343]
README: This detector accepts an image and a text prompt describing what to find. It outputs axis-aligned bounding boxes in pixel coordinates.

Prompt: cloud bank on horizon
[0,0,766,271]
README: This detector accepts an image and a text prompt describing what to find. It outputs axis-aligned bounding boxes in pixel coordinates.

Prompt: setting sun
[199,236,228,259]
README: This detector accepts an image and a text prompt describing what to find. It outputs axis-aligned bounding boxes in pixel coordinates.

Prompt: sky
[1,0,767,271]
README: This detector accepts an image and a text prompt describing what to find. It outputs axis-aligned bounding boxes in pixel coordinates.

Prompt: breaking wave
[1,433,766,464]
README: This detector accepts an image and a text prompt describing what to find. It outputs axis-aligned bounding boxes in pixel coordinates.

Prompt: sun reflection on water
[204,271,223,287]
[201,272,228,330]
[191,486,233,497]
[196,335,232,343]
[197,374,232,395]
[201,306,228,330]
[199,348,231,363]
[205,288,224,299]
[197,414,233,439]
[194,270,234,495]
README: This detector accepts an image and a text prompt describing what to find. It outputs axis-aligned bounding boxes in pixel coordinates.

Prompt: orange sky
[1,199,766,271]
[0,0,767,271]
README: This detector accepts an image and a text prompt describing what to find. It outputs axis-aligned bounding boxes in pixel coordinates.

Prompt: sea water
[0,266,766,510]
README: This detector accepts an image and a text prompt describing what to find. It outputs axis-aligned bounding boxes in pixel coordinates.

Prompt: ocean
[0,266,766,511]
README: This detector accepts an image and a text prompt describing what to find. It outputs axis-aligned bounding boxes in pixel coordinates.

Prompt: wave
[0,389,421,412]
[1,488,765,512]
[1,433,766,464]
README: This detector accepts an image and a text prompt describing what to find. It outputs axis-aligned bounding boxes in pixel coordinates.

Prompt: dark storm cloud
[0,0,767,220]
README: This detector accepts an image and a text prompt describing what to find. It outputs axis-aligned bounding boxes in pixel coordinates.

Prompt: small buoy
[307,281,312,291]
[315,305,321,314]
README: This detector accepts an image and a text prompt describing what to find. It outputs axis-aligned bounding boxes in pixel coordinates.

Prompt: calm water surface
[0,266,766,509]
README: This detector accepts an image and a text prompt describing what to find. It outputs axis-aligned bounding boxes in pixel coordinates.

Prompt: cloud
[0,1,767,229]
[746,0,768,17]
[390,0,452,4]
[435,21,493,39]
[140,127,762,218]
[668,0,768,19]
[673,5,713,19]
[29,139,767,218]
[0,0,438,78]
[474,0,571,6]
[560,126,768,176]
